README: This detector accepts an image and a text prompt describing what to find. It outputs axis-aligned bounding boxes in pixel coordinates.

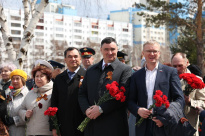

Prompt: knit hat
[10,69,27,81]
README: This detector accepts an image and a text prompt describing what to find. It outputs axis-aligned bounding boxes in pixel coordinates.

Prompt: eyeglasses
[145,50,159,54]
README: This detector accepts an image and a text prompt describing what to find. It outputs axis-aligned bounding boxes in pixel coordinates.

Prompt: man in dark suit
[128,40,184,136]
[51,47,86,136]
[78,37,132,136]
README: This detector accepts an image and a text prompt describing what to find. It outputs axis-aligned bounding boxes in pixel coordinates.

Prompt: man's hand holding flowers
[86,105,101,119]
[137,108,152,119]
[184,95,191,106]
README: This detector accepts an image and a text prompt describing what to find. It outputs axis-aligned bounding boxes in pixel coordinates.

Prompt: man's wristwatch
[99,106,103,113]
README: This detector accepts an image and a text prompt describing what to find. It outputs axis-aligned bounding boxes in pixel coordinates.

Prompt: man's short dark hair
[64,47,80,58]
[101,37,117,47]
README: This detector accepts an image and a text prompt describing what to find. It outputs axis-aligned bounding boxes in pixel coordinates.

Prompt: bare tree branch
[16,0,49,69]
[30,0,37,17]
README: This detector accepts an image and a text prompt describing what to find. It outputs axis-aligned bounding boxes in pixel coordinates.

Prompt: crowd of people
[0,37,205,136]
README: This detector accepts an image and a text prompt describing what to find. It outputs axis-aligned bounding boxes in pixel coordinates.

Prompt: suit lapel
[153,63,163,94]
[141,68,148,99]
[61,70,70,85]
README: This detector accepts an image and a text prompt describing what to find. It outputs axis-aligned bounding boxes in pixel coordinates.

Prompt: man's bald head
[171,52,189,75]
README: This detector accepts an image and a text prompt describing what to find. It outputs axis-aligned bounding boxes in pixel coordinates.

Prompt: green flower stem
[77,92,115,132]
[51,115,60,136]
[136,104,155,127]
[77,117,91,132]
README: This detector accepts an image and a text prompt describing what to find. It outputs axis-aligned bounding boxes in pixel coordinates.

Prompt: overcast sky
[2,0,139,19]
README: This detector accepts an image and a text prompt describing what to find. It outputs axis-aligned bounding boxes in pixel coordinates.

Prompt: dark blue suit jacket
[128,63,184,136]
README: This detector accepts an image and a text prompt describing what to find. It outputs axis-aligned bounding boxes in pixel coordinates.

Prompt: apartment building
[1,0,132,75]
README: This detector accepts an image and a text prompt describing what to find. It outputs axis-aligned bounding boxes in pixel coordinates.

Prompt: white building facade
[1,7,132,75]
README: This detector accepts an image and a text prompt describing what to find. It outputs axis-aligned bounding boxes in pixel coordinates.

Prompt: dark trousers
[145,119,153,136]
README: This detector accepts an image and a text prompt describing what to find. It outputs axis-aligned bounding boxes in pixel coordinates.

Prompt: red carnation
[105,84,111,90]
[155,90,163,96]
[44,107,60,135]
[115,93,121,100]
[111,81,119,86]
[179,73,205,96]
[44,107,58,116]
[155,98,163,107]
[165,101,170,109]
[120,86,126,93]
[121,95,126,102]
[162,95,168,103]
[38,103,43,109]
[9,86,14,89]
[109,85,119,97]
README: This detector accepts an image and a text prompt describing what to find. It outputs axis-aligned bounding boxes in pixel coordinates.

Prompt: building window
[108,33,115,37]
[91,31,98,35]
[12,37,21,42]
[56,27,64,31]
[92,25,98,29]
[108,27,114,31]
[36,38,44,42]
[74,23,82,27]
[10,16,21,21]
[74,35,82,39]
[123,28,128,32]
[39,19,44,23]
[36,26,44,30]
[55,20,63,25]
[56,34,64,37]
[74,29,82,33]
[35,32,44,36]
[11,23,21,27]
[75,42,82,45]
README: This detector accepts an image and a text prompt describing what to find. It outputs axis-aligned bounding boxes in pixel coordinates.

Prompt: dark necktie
[103,63,108,70]
[68,72,75,80]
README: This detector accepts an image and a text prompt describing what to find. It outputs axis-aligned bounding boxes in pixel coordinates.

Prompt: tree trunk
[196,0,204,76]
[16,0,49,69]
[0,6,16,62]
[22,0,30,30]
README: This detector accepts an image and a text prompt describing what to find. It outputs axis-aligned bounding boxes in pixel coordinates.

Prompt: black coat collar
[96,58,120,70]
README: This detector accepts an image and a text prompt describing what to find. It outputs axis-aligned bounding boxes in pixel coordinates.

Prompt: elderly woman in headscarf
[19,65,53,136]
[3,69,29,136]
[0,62,17,135]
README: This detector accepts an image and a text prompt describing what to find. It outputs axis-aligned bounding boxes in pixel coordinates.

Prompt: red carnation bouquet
[136,90,170,126]
[77,81,126,132]
[179,73,205,96]
[44,107,60,135]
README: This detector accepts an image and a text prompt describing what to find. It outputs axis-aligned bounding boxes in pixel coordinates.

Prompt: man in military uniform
[48,60,65,80]
[79,47,95,70]
[117,51,127,64]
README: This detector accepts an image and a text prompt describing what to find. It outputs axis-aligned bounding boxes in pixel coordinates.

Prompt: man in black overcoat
[51,47,86,136]
[78,37,132,136]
